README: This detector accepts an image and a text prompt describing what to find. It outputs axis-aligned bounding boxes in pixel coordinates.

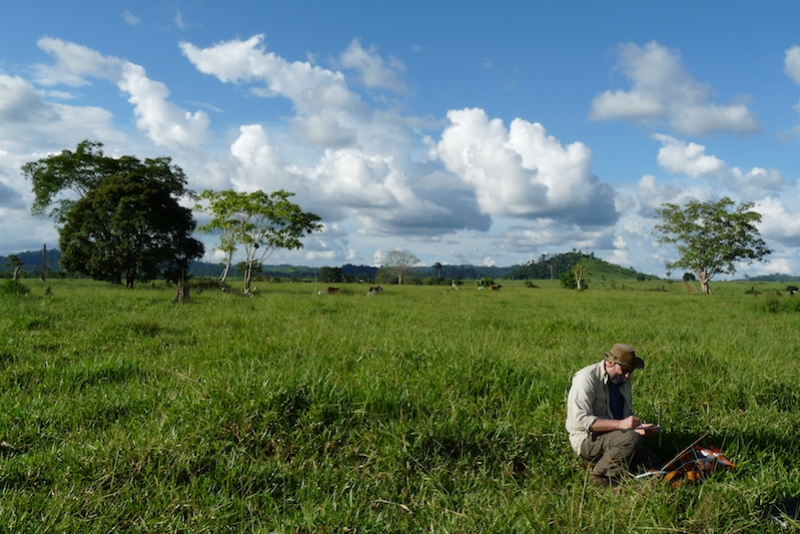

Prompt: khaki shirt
[565,360,633,455]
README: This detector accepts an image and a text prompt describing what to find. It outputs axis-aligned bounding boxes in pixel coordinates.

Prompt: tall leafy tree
[196,189,322,294]
[432,261,443,279]
[23,141,203,288]
[654,197,771,294]
[59,173,204,288]
[22,140,181,223]
[193,190,239,284]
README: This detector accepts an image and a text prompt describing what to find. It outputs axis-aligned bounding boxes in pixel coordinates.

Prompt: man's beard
[611,375,628,385]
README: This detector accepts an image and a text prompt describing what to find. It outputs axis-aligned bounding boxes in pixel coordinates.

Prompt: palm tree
[432,262,443,279]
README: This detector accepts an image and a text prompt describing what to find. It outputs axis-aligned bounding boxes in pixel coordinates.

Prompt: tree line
[1,251,516,284]
[18,140,773,295]
[505,251,602,281]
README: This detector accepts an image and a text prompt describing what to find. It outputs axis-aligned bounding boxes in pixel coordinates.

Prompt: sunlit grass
[0,278,797,531]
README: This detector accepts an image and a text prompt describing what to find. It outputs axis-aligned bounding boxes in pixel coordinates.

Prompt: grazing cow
[790,289,797,297]
[489,284,502,291]
[326,287,340,295]
[366,285,384,296]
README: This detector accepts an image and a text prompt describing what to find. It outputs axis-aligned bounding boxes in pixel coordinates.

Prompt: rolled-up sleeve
[567,373,598,433]
[565,362,606,455]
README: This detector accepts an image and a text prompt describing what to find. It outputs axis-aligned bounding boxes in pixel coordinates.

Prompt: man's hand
[590,415,641,433]
[634,423,661,436]
[619,415,641,430]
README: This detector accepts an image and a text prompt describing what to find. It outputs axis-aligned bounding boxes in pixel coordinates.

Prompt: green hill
[504,251,659,282]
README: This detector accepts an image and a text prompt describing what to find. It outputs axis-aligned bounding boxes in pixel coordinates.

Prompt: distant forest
[503,251,599,280]
[2,248,797,282]
[0,249,512,282]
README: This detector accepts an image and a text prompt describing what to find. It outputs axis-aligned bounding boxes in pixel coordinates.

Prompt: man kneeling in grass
[566,344,661,486]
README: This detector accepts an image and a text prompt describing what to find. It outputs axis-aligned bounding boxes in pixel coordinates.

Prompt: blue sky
[2,1,800,276]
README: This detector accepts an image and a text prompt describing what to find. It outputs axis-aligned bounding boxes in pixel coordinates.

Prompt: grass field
[1,277,799,532]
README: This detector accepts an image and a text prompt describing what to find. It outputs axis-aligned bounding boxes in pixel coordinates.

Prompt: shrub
[558,271,589,290]
[560,271,576,289]
[1,279,30,295]
[759,296,800,314]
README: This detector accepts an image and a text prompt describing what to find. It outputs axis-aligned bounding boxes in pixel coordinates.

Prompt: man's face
[606,360,634,384]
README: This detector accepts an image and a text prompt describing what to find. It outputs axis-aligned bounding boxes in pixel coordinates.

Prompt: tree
[236,261,262,280]
[432,262,443,279]
[59,172,204,288]
[573,262,588,290]
[382,250,419,285]
[560,271,577,289]
[561,268,590,290]
[654,197,771,294]
[319,266,343,283]
[22,140,184,223]
[23,141,202,288]
[196,189,322,294]
[6,254,23,281]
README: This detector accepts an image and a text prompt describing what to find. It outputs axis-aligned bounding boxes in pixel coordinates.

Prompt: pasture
[0,278,799,532]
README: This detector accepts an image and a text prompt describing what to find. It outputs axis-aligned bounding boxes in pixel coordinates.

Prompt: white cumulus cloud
[35,37,124,86]
[755,196,800,247]
[34,38,211,152]
[653,134,784,192]
[653,134,725,178]
[590,42,759,136]
[635,173,711,218]
[436,108,618,227]
[0,72,119,152]
[337,38,407,93]
[785,46,800,86]
[118,63,211,151]
[180,35,362,116]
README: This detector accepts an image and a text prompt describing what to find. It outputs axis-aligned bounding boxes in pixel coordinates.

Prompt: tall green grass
[0,279,797,532]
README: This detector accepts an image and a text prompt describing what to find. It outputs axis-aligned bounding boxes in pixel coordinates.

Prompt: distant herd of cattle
[318,284,794,297]
[318,283,503,296]
[318,285,386,296]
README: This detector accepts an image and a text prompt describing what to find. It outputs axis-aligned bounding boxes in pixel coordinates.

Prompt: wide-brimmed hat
[603,343,645,371]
